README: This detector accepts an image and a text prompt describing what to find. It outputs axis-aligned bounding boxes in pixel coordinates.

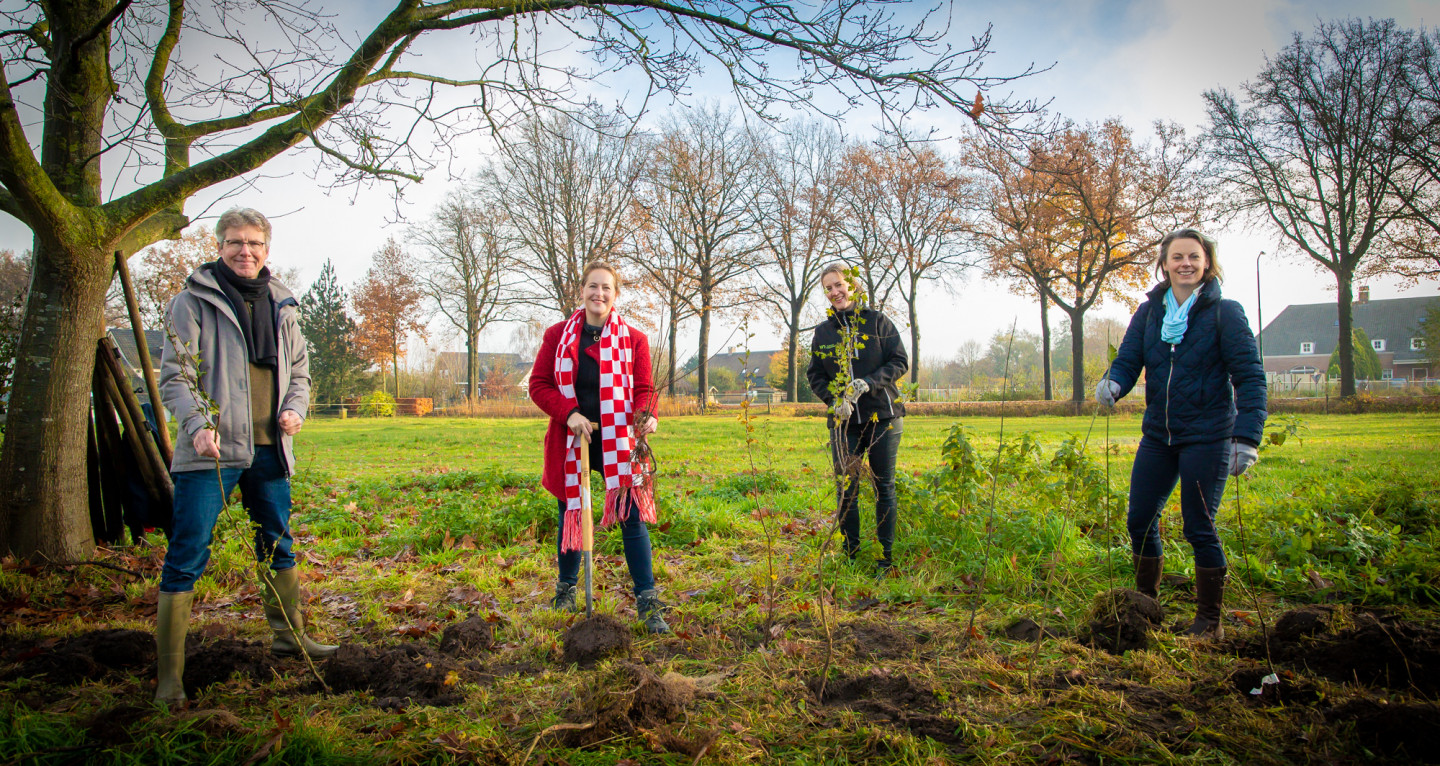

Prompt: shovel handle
[577,423,599,618]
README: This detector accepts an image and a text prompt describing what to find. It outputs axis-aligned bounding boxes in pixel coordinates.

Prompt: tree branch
[0,183,27,225]
[303,127,422,183]
[72,0,132,54]
[0,58,73,243]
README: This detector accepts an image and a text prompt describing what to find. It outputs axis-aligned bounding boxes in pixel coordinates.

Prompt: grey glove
[1094,378,1122,407]
[844,378,870,402]
[833,399,854,421]
[1229,439,1258,477]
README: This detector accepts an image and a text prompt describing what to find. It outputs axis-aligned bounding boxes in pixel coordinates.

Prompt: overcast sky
[2,0,1437,365]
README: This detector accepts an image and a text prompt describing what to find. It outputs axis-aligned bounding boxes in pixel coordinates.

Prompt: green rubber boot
[155,590,193,706]
[259,566,339,659]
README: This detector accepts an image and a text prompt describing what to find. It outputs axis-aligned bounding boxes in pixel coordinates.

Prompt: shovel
[578,423,599,618]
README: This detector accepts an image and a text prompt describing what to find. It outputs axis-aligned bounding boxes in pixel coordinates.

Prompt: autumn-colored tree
[1035,119,1208,403]
[352,239,426,397]
[837,141,975,383]
[641,106,762,411]
[130,227,217,328]
[751,121,844,401]
[963,137,1067,399]
[626,166,700,398]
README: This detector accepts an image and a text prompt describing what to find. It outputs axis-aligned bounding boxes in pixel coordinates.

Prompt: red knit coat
[529,319,655,501]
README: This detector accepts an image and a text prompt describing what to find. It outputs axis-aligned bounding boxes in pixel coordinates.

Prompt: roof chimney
[1358,285,1370,304]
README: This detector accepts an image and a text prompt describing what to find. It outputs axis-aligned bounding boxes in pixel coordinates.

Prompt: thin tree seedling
[963,318,1017,649]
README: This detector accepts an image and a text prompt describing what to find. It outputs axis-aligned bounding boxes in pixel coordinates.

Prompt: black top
[575,324,603,422]
[806,307,909,424]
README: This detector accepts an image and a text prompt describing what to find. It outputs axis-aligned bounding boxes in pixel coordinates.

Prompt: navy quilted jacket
[1105,280,1267,447]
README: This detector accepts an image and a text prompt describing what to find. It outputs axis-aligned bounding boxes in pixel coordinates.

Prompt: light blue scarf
[1161,287,1199,344]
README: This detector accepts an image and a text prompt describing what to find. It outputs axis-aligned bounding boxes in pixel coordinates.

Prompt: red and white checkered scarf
[554,309,657,552]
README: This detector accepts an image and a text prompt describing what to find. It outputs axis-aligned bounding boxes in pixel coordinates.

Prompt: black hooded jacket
[806,306,909,424]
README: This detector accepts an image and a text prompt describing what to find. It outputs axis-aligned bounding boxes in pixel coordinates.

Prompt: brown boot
[155,590,193,706]
[259,566,340,658]
[1133,555,1162,600]
[1183,566,1227,638]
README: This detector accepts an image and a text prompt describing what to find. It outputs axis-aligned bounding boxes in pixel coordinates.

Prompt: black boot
[1183,566,1227,638]
[636,589,671,634]
[550,583,577,612]
[1134,555,1163,600]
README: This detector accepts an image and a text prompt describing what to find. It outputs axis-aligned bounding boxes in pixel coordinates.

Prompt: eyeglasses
[223,239,268,250]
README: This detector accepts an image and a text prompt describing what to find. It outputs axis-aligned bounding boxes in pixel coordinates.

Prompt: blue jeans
[1126,435,1230,568]
[160,445,295,593]
[831,417,903,561]
[556,440,655,594]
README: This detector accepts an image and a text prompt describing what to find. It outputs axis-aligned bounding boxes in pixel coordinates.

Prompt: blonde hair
[582,260,622,293]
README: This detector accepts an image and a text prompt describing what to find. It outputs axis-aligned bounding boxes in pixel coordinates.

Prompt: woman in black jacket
[1097,229,1267,638]
[807,264,910,575]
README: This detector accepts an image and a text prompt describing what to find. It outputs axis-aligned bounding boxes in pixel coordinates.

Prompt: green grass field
[3,411,1439,764]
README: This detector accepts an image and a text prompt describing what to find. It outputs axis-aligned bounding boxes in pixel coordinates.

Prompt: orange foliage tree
[1033,119,1209,403]
[352,238,426,397]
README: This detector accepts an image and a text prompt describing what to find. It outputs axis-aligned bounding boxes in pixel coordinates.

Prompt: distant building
[1257,290,1435,383]
[706,349,783,392]
[433,351,531,395]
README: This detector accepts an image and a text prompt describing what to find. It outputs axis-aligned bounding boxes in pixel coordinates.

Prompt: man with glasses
[154,207,338,706]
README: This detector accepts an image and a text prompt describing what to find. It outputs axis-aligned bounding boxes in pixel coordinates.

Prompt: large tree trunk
[1039,292,1052,401]
[696,299,711,413]
[1335,271,1355,398]
[787,302,802,402]
[0,0,114,558]
[666,309,678,398]
[908,292,920,385]
[1069,308,1086,405]
[0,241,113,558]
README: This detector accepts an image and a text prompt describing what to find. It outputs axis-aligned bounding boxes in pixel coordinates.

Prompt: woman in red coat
[528,261,667,633]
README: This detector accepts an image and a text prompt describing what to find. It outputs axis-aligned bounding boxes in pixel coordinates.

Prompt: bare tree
[490,109,646,318]
[626,183,700,397]
[1039,119,1208,403]
[410,190,512,401]
[642,105,762,410]
[0,0,1038,560]
[835,142,900,311]
[750,121,844,401]
[838,140,976,383]
[1205,18,1437,397]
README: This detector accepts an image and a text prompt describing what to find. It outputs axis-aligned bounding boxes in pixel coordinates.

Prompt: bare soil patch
[323,643,468,708]
[808,672,966,752]
[1084,589,1162,654]
[561,614,631,667]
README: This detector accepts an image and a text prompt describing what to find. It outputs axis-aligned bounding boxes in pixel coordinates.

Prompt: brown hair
[581,260,622,293]
[1155,228,1222,284]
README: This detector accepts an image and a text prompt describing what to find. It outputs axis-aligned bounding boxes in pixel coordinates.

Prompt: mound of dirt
[438,616,496,657]
[562,615,632,668]
[182,638,284,697]
[6,629,154,687]
[562,663,700,747]
[1330,699,1440,762]
[1085,589,1162,654]
[323,643,467,708]
[83,703,152,747]
[846,621,927,659]
[1272,606,1333,642]
[1262,613,1440,695]
[809,673,965,751]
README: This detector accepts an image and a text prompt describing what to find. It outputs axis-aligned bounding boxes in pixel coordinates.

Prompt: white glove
[844,378,870,402]
[833,399,854,421]
[1229,439,1258,477]
[1094,379,1122,407]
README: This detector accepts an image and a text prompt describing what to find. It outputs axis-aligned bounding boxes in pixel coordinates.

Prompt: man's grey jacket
[159,264,310,475]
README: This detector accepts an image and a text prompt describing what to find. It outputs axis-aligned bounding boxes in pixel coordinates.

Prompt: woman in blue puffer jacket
[1096,229,1267,638]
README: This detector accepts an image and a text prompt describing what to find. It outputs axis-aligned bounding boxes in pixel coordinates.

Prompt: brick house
[1257,289,1436,383]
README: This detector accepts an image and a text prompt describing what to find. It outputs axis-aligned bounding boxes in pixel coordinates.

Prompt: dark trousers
[556,438,655,595]
[1126,435,1230,568]
[831,417,903,561]
[161,445,294,593]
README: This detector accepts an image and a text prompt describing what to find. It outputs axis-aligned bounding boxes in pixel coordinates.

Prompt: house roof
[1258,296,1437,363]
[433,351,530,382]
[108,328,164,374]
[707,350,782,377]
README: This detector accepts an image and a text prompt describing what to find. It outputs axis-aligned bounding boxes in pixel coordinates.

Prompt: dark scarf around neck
[212,258,278,368]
